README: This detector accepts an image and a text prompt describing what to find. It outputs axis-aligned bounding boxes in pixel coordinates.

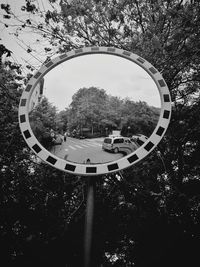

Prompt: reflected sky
[44,54,160,111]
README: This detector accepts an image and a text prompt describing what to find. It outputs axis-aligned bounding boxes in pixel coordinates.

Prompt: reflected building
[29,78,44,112]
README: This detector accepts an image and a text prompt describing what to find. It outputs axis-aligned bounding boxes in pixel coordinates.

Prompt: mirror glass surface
[29,54,161,164]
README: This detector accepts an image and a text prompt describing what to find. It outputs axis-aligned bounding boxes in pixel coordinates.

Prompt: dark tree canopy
[1,0,200,266]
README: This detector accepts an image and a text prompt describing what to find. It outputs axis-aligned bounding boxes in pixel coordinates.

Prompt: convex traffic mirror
[19,47,171,175]
[29,53,160,163]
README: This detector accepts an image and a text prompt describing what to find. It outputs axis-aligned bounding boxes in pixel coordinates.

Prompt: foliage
[1,0,200,266]
[66,87,159,137]
[28,85,159,143]
[0,55,86,266]
[29,97,58,149]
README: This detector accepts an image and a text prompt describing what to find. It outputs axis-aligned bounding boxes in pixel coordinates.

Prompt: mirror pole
[84,176,96,267]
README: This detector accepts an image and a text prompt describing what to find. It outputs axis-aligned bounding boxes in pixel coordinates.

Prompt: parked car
[53,134,63,145]
[102,136,138,153]
[130,134,148,146]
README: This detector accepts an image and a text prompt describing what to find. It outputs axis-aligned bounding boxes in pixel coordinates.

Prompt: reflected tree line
[2,0,200,266]
[29,86,160,149]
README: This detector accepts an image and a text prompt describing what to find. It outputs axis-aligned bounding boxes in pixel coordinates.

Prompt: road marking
[69,145,76,150]
[86,143,101,147]
[66,139,102,149]
[75,145,84,149]
[85,141,102,146]
[70,140,77,144]
[94,143,102,146]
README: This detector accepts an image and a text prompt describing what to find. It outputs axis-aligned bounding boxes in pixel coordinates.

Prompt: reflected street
[51,137,125,164]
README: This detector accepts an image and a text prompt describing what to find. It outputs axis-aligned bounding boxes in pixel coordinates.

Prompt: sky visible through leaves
[1,0,160,111]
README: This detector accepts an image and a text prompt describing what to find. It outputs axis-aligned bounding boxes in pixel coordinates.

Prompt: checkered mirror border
[19,47,171,176]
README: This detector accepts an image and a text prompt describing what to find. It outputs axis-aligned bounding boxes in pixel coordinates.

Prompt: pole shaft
[84,177,95,267]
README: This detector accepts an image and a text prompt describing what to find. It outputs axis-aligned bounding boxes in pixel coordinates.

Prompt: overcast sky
[1,0,54,70]
[44,54,160,111]
[1,0,160,111]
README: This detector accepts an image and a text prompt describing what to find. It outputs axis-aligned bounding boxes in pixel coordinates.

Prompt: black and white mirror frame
[19,47,171,176]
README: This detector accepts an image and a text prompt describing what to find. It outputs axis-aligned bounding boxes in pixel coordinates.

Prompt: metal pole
[84,177,95,267]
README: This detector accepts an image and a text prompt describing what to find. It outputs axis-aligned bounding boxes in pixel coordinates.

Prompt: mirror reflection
[29,54,161,164]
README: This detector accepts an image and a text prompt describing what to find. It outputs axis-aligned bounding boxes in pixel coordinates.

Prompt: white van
[102,136,138,154]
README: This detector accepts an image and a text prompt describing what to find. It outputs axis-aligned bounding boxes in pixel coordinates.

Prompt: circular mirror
[19,47,171,175]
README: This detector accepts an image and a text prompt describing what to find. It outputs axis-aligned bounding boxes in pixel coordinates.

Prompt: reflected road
[51,137,124,164]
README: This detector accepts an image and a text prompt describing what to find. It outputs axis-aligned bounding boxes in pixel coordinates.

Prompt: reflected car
[130,134,148,146]
[102,136,138,154]
[53,135,63,145]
